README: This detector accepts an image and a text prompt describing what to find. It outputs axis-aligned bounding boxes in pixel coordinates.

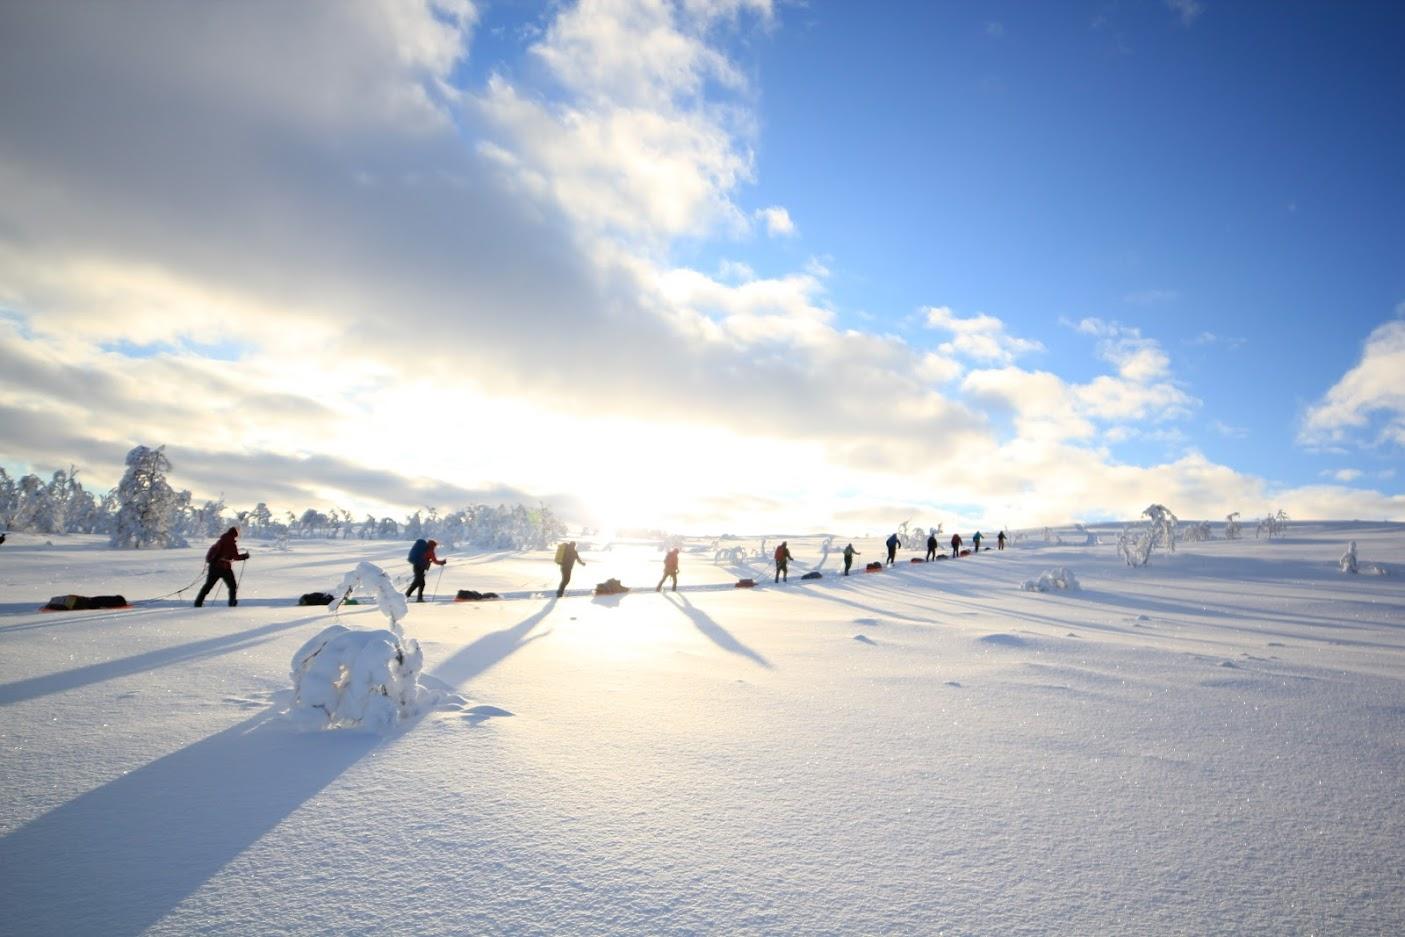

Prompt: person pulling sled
[843,542,859,575]
[885,532,900,566]
[950,533,962,558]
[656,547,680,592]
[774,541,793,583]
[194,527,249,607]
[406,538,446,603]
[555,541,584,597]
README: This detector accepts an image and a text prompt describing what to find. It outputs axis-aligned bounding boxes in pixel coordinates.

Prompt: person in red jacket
[406,538,447,603]
[194,527,249,607]
[774,541,793,583]
[656,547,680,592]
[950,532,962,558]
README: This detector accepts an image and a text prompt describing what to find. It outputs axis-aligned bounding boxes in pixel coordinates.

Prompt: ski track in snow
[0,522,1403,934]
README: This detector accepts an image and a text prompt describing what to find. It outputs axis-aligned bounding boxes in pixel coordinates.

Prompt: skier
[194,527,249,607]
[774,541,793,583]
[950,532,962,558]
[843,542,859,575]
[885,532,900,566]
[656,547,680,592]
[925,532,938,562]
[405,538,446,603]
[997,530,1007,550]
[972,531,983,553]
[556,540,585,597]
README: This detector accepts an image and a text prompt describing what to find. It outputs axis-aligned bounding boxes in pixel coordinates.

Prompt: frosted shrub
[1256,509,1289,539]
[1021,567,1079,592]
[1339,541,1358,574]
[1182,521,1212,543]
[289,625,430,731]
[288,561,435,731]
[1142,504,1179,552]
[1224,512,1242,540]
[110,445,188,549]
[1118,526,1154,567]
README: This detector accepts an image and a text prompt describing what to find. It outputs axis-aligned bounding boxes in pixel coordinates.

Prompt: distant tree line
[1,445,567,551]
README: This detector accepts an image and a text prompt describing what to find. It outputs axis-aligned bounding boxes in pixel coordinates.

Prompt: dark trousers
[886,546,896,565]
[406,563,429,601]
[656,571,677,592]
[775,561,787,583]
[998,540,1005,550]
[925,546,936,561]
[195,566,237,606]
[952,545,960,557]
[844,556,853,575]
[557,564,574,597]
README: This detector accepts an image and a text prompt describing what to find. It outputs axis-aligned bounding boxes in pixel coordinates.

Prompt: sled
[735,578,756,588]
[594,578,629,596]
[959,549,971,557]
[864,562,883,573]
[910,557,926,564]
[298,592,335,606]
[455,589,501,602]
[801,571,822,580]
[42,594,130,612]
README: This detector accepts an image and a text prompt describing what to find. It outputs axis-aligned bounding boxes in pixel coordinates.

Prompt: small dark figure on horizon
[843,542,858,575]
[925,532,937,562]
[998,531,1006,550]
[972,531,983,553]
[774,541,793,582]
[950,533,962,558]
[406,538,446,603]
[194,527,249,607]
[657,547,680,592]
[557,541,585,597]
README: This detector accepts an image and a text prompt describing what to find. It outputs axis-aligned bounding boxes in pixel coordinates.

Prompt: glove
[239,552,250,560]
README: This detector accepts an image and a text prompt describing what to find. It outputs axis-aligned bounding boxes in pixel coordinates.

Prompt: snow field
[1,522,1403,934]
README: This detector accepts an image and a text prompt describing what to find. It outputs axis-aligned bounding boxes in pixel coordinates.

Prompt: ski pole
[431,563,446,602]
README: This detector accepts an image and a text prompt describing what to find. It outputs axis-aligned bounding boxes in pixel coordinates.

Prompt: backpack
[205,542,219,564]
[408,539,428,565]
[554,543,567,565]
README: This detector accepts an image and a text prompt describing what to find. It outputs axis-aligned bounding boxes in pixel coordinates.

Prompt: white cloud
[1166,0,1204,27]
[756,206,796,237]
[1300,311,1405,448]
[1322,468,1363,482]
[925,306,1044,364]
[1211,419,1248,438]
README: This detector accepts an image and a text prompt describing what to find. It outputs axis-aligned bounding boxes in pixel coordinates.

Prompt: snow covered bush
[1142,504,1178,552]
[1256,509,1290,539]
[287,561,436,731]
[289,624,432,731]
[1118,526,1154,567]
[1224,512,1242,540]
[1182,521,1212,543]
[1340,541,1358,574]
[1021,567,1079,592]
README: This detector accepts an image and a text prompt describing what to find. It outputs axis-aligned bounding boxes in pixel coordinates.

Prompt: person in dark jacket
[997,530,1007,550]
[406,538,446,603]
[843,542,858,575]
[950,532,962,558]
[885,533,900,566]
[774,541,793,583]
[925,532,937,562]
[557,541,584,597]
[194,527,249,607]
[656,547,680,592]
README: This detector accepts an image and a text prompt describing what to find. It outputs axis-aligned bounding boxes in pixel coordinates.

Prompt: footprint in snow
[1218,660,1238,669]
[945,681,962,688]
[852,617,880,626]
[852,634,877,645]
[978,633,1026,648]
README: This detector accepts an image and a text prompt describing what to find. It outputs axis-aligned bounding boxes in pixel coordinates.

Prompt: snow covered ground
[1,522,1403,935]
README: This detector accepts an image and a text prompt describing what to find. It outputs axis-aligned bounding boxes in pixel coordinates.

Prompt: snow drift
[1021,567,1080,592]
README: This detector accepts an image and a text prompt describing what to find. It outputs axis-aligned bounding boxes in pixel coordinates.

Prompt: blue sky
[0,0,1401,530]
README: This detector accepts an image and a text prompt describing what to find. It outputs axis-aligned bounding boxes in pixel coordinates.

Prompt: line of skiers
[191,527,1009,607]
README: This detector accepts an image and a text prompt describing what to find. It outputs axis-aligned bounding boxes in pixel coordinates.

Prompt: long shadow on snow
[0,708,376,937]
[664,593,772,669]
[0,614,326,706]
[430,597,556,689]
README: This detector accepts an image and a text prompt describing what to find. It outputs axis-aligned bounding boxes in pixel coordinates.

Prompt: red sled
[864,562,883,573]
[909,557,926,564]
[735,578,756,588]
[959,549,971,557]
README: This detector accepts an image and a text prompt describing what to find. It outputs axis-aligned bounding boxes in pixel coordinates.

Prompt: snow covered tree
[1224,512,1242,540]
[1256,509,1289,539]
[110,445,188,548]
[1182,520,1212,542]
[1141,504,1179,552]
